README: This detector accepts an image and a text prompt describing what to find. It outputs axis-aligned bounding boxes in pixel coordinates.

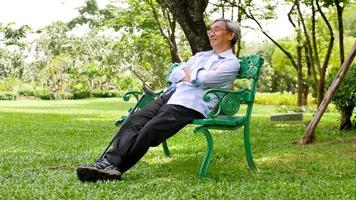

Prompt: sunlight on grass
[256,153,324,164]
[0,98,355,199]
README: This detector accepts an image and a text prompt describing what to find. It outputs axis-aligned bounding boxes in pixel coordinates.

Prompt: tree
[330,65,356,130]
[158,0,212,54]
[224,0,353,109]
[41,55,72,99]
[322,0,349,65]
[112,33,171,90]
[0,23,30,79]
[68,0,178,89]
[228,0,309,106]
[343,3,356,37]
[143,0,181,62]
[301,43,356,144]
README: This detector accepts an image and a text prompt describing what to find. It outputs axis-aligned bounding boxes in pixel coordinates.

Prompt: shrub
[33,89,54,100]
[72,91,91,99]
[18,89,35,96]
[92,89,123,98]
[330,64,356,130]
[0,83,7,92]
[0,77,23,92]
[54,92,74,100]
[0,92,17,100]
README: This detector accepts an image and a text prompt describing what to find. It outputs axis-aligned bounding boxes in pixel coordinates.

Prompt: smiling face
[208,21,235,52]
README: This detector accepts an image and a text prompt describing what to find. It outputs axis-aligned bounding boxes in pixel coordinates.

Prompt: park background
[0,0,355,199]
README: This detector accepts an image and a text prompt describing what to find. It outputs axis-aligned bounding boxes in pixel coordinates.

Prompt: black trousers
[105,93,204,173]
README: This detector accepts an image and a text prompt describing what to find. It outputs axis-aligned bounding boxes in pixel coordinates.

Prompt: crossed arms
[168,55,239,89]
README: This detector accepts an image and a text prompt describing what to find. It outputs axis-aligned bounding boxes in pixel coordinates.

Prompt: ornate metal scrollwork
[237,55,262,79]
[123,91,142,101]
[221,93,241,116]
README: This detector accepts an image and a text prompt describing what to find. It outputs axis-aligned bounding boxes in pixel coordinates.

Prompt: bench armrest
[123,91,143,102]
[203,88,251,118]
[122,89,163,113]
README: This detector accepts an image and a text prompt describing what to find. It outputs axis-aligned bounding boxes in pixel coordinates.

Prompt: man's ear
[228,32,235,41]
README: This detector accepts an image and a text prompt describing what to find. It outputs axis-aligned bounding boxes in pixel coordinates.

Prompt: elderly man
[77,18,241,182]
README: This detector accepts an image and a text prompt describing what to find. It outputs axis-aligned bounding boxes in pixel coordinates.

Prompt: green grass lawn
[0,98,355,199]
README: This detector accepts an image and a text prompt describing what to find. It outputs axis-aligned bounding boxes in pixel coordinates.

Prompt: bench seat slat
[193,116,246,126]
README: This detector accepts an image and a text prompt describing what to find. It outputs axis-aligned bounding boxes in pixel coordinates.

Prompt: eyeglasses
[207,28,228,36]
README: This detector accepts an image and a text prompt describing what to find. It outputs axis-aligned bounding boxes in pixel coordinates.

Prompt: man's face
[208,21,234,49]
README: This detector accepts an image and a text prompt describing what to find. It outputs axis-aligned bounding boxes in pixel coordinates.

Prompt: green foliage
[344,2,356,37]
[255,92,315,106]
[103,0,171,89]
[0,77,26,92]
[0,92,16,100]
[0,99,355,199]
[0,23,30,47]
[330,65,356,113]
[72,90,91,99]
[116,76,138,91]
[322,0,350,7]
[270,46,297,93]
[18,89,34,97]
[35,22,71,57]
[91,89,124,98]
[0,48,26,79]
[33,89,54,100]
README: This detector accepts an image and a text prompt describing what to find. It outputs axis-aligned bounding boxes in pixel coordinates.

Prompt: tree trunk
[296,0,318,106]
[315,0,335,107]
[168,19,181,62]
[311,0,321,72]
[288,4,305,107]
[317,70,326,106]
[146,0,182,62]
[335,0,344,65]
[297,45,303,106]
[340,106,354,130]
[158,0,211,54]
[302,84,309,106]
[300,42,356,144]
[235,0,242,57]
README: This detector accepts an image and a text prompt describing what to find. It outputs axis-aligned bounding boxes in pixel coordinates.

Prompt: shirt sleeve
[191,58,239,89]
[168,53,199,83]
[168,65,185,83]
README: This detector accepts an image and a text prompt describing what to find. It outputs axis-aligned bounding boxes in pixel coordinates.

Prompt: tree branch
[316,0,334,72]
[145,0,175,50]
[238,5,298,70]
[311,0,322,72]
[295,0,317,84]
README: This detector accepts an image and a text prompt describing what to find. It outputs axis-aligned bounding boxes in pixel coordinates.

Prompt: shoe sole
[76,166,121,182]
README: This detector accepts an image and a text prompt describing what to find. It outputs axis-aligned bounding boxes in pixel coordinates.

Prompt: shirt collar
[201,49,233,59]
[201,50,214,56]
[214,49,233,58]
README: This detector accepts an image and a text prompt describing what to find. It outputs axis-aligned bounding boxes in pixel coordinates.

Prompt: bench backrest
[231,54,263,118]
[234,54,264,106]
[166,54,263,118]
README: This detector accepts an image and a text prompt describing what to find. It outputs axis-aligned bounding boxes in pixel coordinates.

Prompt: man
[76,18,241,182]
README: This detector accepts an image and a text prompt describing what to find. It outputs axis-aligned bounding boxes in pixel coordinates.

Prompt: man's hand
[181,67,192,82]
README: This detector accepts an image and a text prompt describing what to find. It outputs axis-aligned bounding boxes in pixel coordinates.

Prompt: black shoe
[76,159,122,182]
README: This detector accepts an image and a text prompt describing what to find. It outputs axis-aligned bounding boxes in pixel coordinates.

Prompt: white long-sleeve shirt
[167,49,239,118]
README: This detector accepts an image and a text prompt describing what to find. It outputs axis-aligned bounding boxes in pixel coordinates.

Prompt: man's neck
[213,45,231,54]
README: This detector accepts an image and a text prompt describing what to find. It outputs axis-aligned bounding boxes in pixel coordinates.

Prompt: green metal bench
[116,54,264,177]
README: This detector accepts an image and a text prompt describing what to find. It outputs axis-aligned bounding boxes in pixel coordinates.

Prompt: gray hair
[213,18,241,46]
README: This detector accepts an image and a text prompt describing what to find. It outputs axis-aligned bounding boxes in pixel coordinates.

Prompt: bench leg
[244,123,257,171]
[194,127,213,178]
[162,140,171,156]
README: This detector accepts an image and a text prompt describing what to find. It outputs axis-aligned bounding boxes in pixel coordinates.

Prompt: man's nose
[208,32,216,37]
